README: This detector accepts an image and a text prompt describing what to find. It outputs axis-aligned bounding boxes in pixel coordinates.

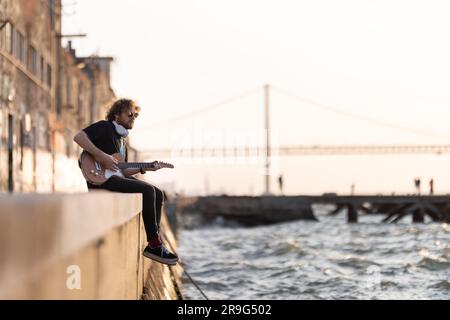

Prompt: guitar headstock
[150,161,174,169]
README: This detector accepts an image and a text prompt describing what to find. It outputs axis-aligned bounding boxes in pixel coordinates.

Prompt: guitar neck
[118,162,157,170]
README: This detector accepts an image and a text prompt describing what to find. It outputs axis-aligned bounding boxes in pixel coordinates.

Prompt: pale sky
[63,0,450,196]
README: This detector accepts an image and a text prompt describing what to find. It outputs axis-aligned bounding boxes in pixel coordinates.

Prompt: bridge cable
[272,85,450,141]
[135,86,261,131]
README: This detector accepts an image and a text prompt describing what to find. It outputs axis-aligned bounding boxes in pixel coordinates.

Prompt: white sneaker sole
[143,251,178,266]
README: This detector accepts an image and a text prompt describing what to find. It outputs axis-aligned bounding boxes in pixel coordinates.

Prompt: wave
[417,257,450,271]
[333,256,381,270]
[428,280,450,290]
[179,214,449,300]
[271,240,308,257]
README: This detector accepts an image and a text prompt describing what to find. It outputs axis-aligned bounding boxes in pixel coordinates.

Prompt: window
[1,74,10,99]
[0,23,3,49]
[20,119,24,170]
[15,30,20,59]
[40,56,45,82]
[46,64,52,87]
[37,113,49,149]
[5,23,13,55]
[48,0,55,31]
[16,30,26,63]
[0,105,6,140]
[29,46,37,75]
[77,81,84,113]
[66,74,71,106]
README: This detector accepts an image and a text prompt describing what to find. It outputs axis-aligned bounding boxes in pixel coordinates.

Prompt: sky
[63,0,450,196]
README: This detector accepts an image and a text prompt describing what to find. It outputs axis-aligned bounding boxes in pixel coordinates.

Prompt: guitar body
[79,151,174,185]
[79,151,125,185]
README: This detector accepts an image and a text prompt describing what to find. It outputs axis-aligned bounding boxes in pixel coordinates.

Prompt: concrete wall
[0,192,183,300]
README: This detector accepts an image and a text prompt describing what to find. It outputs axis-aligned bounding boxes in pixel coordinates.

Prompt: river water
[178,207,450,300]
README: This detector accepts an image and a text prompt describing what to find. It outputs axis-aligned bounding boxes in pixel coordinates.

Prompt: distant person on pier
[278,175,284,195]
[429,178,434,195]
[73,99,178,266]
[414,178,421,195]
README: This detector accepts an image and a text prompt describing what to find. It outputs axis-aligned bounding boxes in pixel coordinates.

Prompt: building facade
[0,0,138,193]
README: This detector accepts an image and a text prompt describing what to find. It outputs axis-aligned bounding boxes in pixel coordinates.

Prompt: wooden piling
[347,203,358,223]
[412,208,425,223]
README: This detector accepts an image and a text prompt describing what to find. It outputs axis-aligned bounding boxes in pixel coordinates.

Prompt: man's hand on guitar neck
[123,162,161,177]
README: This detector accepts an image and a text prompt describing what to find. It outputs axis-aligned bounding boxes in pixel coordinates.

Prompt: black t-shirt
[82,120,128,162]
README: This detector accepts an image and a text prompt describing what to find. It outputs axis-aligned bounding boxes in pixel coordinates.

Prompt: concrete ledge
[0,191,182,299]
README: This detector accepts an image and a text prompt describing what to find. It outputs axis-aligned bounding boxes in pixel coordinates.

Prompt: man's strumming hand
[97,153,119,171]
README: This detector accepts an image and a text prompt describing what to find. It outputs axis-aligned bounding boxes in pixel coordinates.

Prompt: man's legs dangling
[89,175,177,265]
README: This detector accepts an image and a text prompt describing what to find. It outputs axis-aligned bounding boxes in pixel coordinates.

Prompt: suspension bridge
[137,84,450,224]
[137,84,450,193]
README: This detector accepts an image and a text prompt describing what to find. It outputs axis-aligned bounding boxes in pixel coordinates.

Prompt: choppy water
[179,207,450,300]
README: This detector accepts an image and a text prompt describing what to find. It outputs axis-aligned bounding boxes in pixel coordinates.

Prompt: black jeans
[87,176,164,241]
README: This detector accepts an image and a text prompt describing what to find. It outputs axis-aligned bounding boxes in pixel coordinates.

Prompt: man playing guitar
[73,99,178,265]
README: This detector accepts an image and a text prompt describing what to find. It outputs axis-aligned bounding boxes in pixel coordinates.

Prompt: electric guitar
[79,151,174,185]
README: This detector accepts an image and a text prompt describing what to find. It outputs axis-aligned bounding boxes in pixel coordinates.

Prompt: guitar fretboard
[118,162,158,169]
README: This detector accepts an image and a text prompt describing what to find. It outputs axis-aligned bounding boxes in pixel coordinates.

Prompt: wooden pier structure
[314,195,450,223]
[174,195,450,227]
